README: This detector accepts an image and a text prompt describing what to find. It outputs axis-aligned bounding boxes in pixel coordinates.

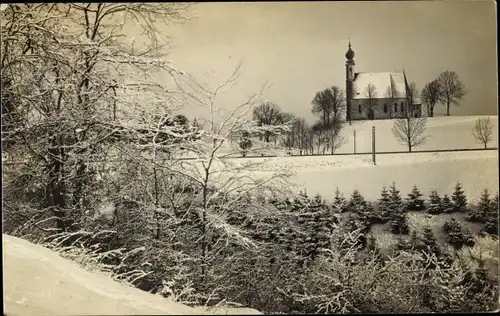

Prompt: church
[344,42,422,121]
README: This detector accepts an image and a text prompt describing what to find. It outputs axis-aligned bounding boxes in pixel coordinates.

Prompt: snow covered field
[243,149,498,201]
[2,234,261,316]
[335,115,498,153]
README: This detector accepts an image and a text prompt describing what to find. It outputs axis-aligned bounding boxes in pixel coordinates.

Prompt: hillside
[337,115,498,153]
[2,234,261,316]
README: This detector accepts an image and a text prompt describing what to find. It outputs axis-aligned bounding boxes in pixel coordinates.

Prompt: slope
[2,234,261,316]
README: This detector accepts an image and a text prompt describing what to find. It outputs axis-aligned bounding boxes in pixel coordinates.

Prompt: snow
[2,234,261,316]
[336,115,498,153]
[353,72,406,99]
[247,150,498,202]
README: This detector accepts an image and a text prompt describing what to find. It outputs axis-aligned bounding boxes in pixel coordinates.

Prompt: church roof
[352,72,407,100]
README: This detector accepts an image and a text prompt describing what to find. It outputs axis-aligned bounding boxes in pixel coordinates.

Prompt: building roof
[352,72,407,100]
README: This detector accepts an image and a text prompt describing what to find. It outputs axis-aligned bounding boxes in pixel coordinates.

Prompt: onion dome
[345,42,355,60]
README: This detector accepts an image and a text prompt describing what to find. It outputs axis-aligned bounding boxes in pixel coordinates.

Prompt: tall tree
[436,70,467,116]
[252,101,284,142]
[421,79,442,117]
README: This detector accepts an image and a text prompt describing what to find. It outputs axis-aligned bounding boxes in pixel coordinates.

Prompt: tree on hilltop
[436,70,467,116]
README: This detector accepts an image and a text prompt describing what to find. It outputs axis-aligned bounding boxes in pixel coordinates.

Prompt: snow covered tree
[482,192,498,236]
[406,185,425,211]
[390,212,410,235]
[347,189,367,213]
[421,227,441,258]
[443,219,475,250]
[388,182,404,212]
[238,131,253,157]
[332,187,348,213]
[440,194,453,213]
[467,189,491,223]
[451,182,468,213]
[378,186,392,221]
[427,190,443,215]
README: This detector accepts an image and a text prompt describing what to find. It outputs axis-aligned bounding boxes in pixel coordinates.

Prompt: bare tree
[472,117,494,149]
[312,86,345,126]
[392,117,428,152]
[365,83,377,120]
[173,60,292,294]
[252,101,284,142]
[436,70,467,116]
[421,79,443,117]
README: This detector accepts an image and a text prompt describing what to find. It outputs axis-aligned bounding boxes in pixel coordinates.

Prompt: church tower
[345,41,355,123]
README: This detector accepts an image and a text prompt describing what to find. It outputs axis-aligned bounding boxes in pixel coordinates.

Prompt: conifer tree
[467,189,490,223]
[409,230,421,251]
[378,186,392,221]
[406,185,425,211]
[427,190,442,214]
[440,194,453,213]
[332,187,348,213]
[451,182,468,213]
[390,212,409,235]
[421,226,441,257]
[443,218,475,250]
[347,189,367,214]
[388,182,404,217]
[482,192,498,236]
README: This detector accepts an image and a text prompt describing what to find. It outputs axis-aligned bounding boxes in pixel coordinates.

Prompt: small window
[383,104,388,113]
[400,102,404,112]
[358,104,362,113]
[394,103,398,112]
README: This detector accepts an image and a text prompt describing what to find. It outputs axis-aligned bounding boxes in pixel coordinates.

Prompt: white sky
[151,2,497,121]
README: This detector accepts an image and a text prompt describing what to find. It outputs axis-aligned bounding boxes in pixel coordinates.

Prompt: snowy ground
[250,150,498,202]
[206,116,498,201]
[335,115,498,153]
[209,115,498,156]
[2,234,261,316]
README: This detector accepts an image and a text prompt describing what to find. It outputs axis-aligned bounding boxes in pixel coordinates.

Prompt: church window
[358,104,362,113]
[400,102,404,112]
[383,104,388,113]
[394,103,398,112]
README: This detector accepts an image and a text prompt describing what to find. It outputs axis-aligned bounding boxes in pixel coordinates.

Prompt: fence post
[354,129,356,154]
[372,125,376,165]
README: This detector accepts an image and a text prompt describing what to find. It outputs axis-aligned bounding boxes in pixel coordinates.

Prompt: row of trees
[239,85,346,156]
[421,70,467,117]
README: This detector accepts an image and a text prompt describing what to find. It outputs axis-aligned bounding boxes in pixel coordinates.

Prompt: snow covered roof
[352,72,407,100]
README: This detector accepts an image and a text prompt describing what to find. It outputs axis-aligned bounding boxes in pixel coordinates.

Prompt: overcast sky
[165,1,497,121]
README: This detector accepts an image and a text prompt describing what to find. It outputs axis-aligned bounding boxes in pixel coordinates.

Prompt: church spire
[345,39,355,60]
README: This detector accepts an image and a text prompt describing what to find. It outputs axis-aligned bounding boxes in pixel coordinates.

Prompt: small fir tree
[386,182,405,222]
[421,226,441,258]
[482,192,499,236]
[378,186,392,221]
[406,185,425,211]
[332,187,348,213]
[440,194,453,213]
[443,218,475,250]
[467,189,491,223]
[427,190,442,215]
[390,212,410,235]
[347,189,367,214]
[451,182,468,213]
